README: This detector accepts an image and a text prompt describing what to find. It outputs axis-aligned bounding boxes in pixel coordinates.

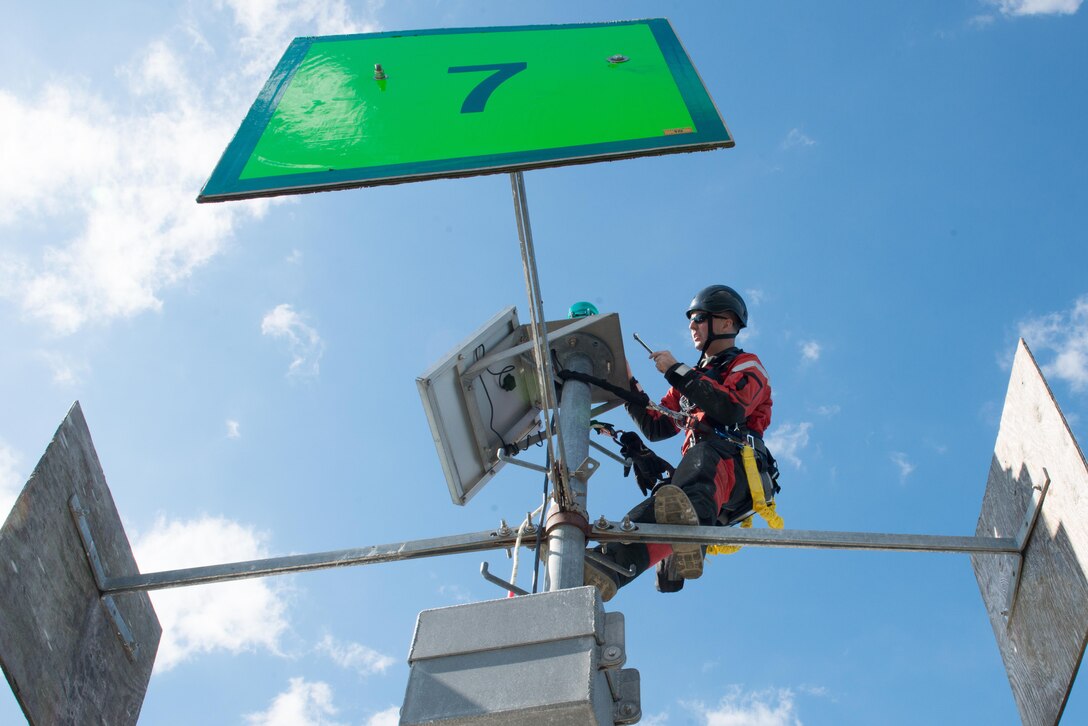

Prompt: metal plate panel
[540,312,628,402]
[0,402,160,726]
[417,307,541,505]
[972,340,1088,726]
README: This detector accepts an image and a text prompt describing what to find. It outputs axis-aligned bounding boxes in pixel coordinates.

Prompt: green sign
[198,19,731,202]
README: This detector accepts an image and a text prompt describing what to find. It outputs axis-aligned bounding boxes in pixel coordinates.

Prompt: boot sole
[654,484,703,579]
[583,561,618,602]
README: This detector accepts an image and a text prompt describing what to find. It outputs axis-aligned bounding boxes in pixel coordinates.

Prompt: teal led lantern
[568,302,599,319]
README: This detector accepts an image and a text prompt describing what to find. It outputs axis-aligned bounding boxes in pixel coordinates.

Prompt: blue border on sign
[198,19,732,202]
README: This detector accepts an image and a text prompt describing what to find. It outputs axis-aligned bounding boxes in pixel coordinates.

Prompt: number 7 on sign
[448,62,527,113]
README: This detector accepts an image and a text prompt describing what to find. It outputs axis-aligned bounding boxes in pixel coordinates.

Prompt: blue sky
[2,1,1088,724]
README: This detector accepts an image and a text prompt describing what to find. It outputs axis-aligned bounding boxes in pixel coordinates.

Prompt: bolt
[374,63,387,80]
[621,515,635,531]
[604,645,622,661]
[498,519,511,536]
[568,336,578,347]
[608,54,629,64]
[596,515,611,530]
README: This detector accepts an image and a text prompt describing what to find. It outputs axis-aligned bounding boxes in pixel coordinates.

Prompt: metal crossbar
[93,520,1023,595]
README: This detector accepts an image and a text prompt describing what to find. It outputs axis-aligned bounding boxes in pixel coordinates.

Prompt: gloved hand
[619,431,673,496]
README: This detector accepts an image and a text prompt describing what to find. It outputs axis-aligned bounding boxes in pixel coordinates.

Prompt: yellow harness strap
[707,443,783,555]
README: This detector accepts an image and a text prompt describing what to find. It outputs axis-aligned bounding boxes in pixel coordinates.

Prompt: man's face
[688,311,734,349]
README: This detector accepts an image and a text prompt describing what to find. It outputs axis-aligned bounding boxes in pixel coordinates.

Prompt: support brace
[1002,469,1051,626]
[69,494,140,662]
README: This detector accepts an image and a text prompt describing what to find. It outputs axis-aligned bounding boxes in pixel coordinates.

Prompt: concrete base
[401,586,639,725]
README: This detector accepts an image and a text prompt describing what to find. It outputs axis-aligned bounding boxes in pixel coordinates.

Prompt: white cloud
[688,688,802,726]
[317,634,395,676]
[765,422,812,469]
[261,304,325,376]
[890,451,915,482]
[988,0,1082,15]
[364,706,400,726]
[37,350,84,385]
[0,440,24,522]
[814,404,840,417]
[800,341,821,363]
[781,128,816,150]
[437,582,473,603]
[226,419,241,438]
[0,62,266,334]
[1018,296,1088,392]
[245,678,346,726]
[222,0,379,78]
[640,713,671,726]
[132,515,290,671]
[286,249,304,264]
[745,288,765,306]
[0,1,381,335]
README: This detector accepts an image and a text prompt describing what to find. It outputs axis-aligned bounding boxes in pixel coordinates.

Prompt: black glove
[619,431,673,496]
[625,377,651,410]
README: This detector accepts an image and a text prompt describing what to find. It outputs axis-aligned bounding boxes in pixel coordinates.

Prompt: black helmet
[687,285,748,329]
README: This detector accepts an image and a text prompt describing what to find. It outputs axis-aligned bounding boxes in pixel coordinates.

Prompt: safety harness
[559,356,784,541]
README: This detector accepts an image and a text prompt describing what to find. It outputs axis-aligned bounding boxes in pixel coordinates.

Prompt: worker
[583,285,773,600]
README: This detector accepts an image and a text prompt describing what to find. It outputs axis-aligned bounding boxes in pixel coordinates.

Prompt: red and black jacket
[626,347,773,455]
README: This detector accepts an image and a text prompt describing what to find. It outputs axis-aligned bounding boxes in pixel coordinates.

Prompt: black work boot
[653,484,703,579]
[582,542,648,602]
[583,554,621,602]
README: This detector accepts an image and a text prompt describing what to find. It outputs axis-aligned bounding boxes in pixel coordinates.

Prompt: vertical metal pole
[509,172,568,485]
[547,352,593,590]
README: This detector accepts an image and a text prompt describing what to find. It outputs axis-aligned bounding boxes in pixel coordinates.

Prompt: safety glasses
[688,312,714,324]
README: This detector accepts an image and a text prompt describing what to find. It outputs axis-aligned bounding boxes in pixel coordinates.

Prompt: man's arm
[663,355,770,428]
[623,356,681,441]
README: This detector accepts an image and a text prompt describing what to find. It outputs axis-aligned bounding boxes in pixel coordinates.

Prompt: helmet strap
[699,330,737,357]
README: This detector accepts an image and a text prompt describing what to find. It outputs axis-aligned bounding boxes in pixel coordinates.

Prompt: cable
[530,414,554,594]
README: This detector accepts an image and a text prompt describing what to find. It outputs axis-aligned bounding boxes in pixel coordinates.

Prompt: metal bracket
[599,611,626,670]
[571,456,600,481]
[480,562,529,597]
[496,448,550,474]
[608,668,642,725]
[585,549,637,578]
[68,494,140,662]
[1002,469,1052,626]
